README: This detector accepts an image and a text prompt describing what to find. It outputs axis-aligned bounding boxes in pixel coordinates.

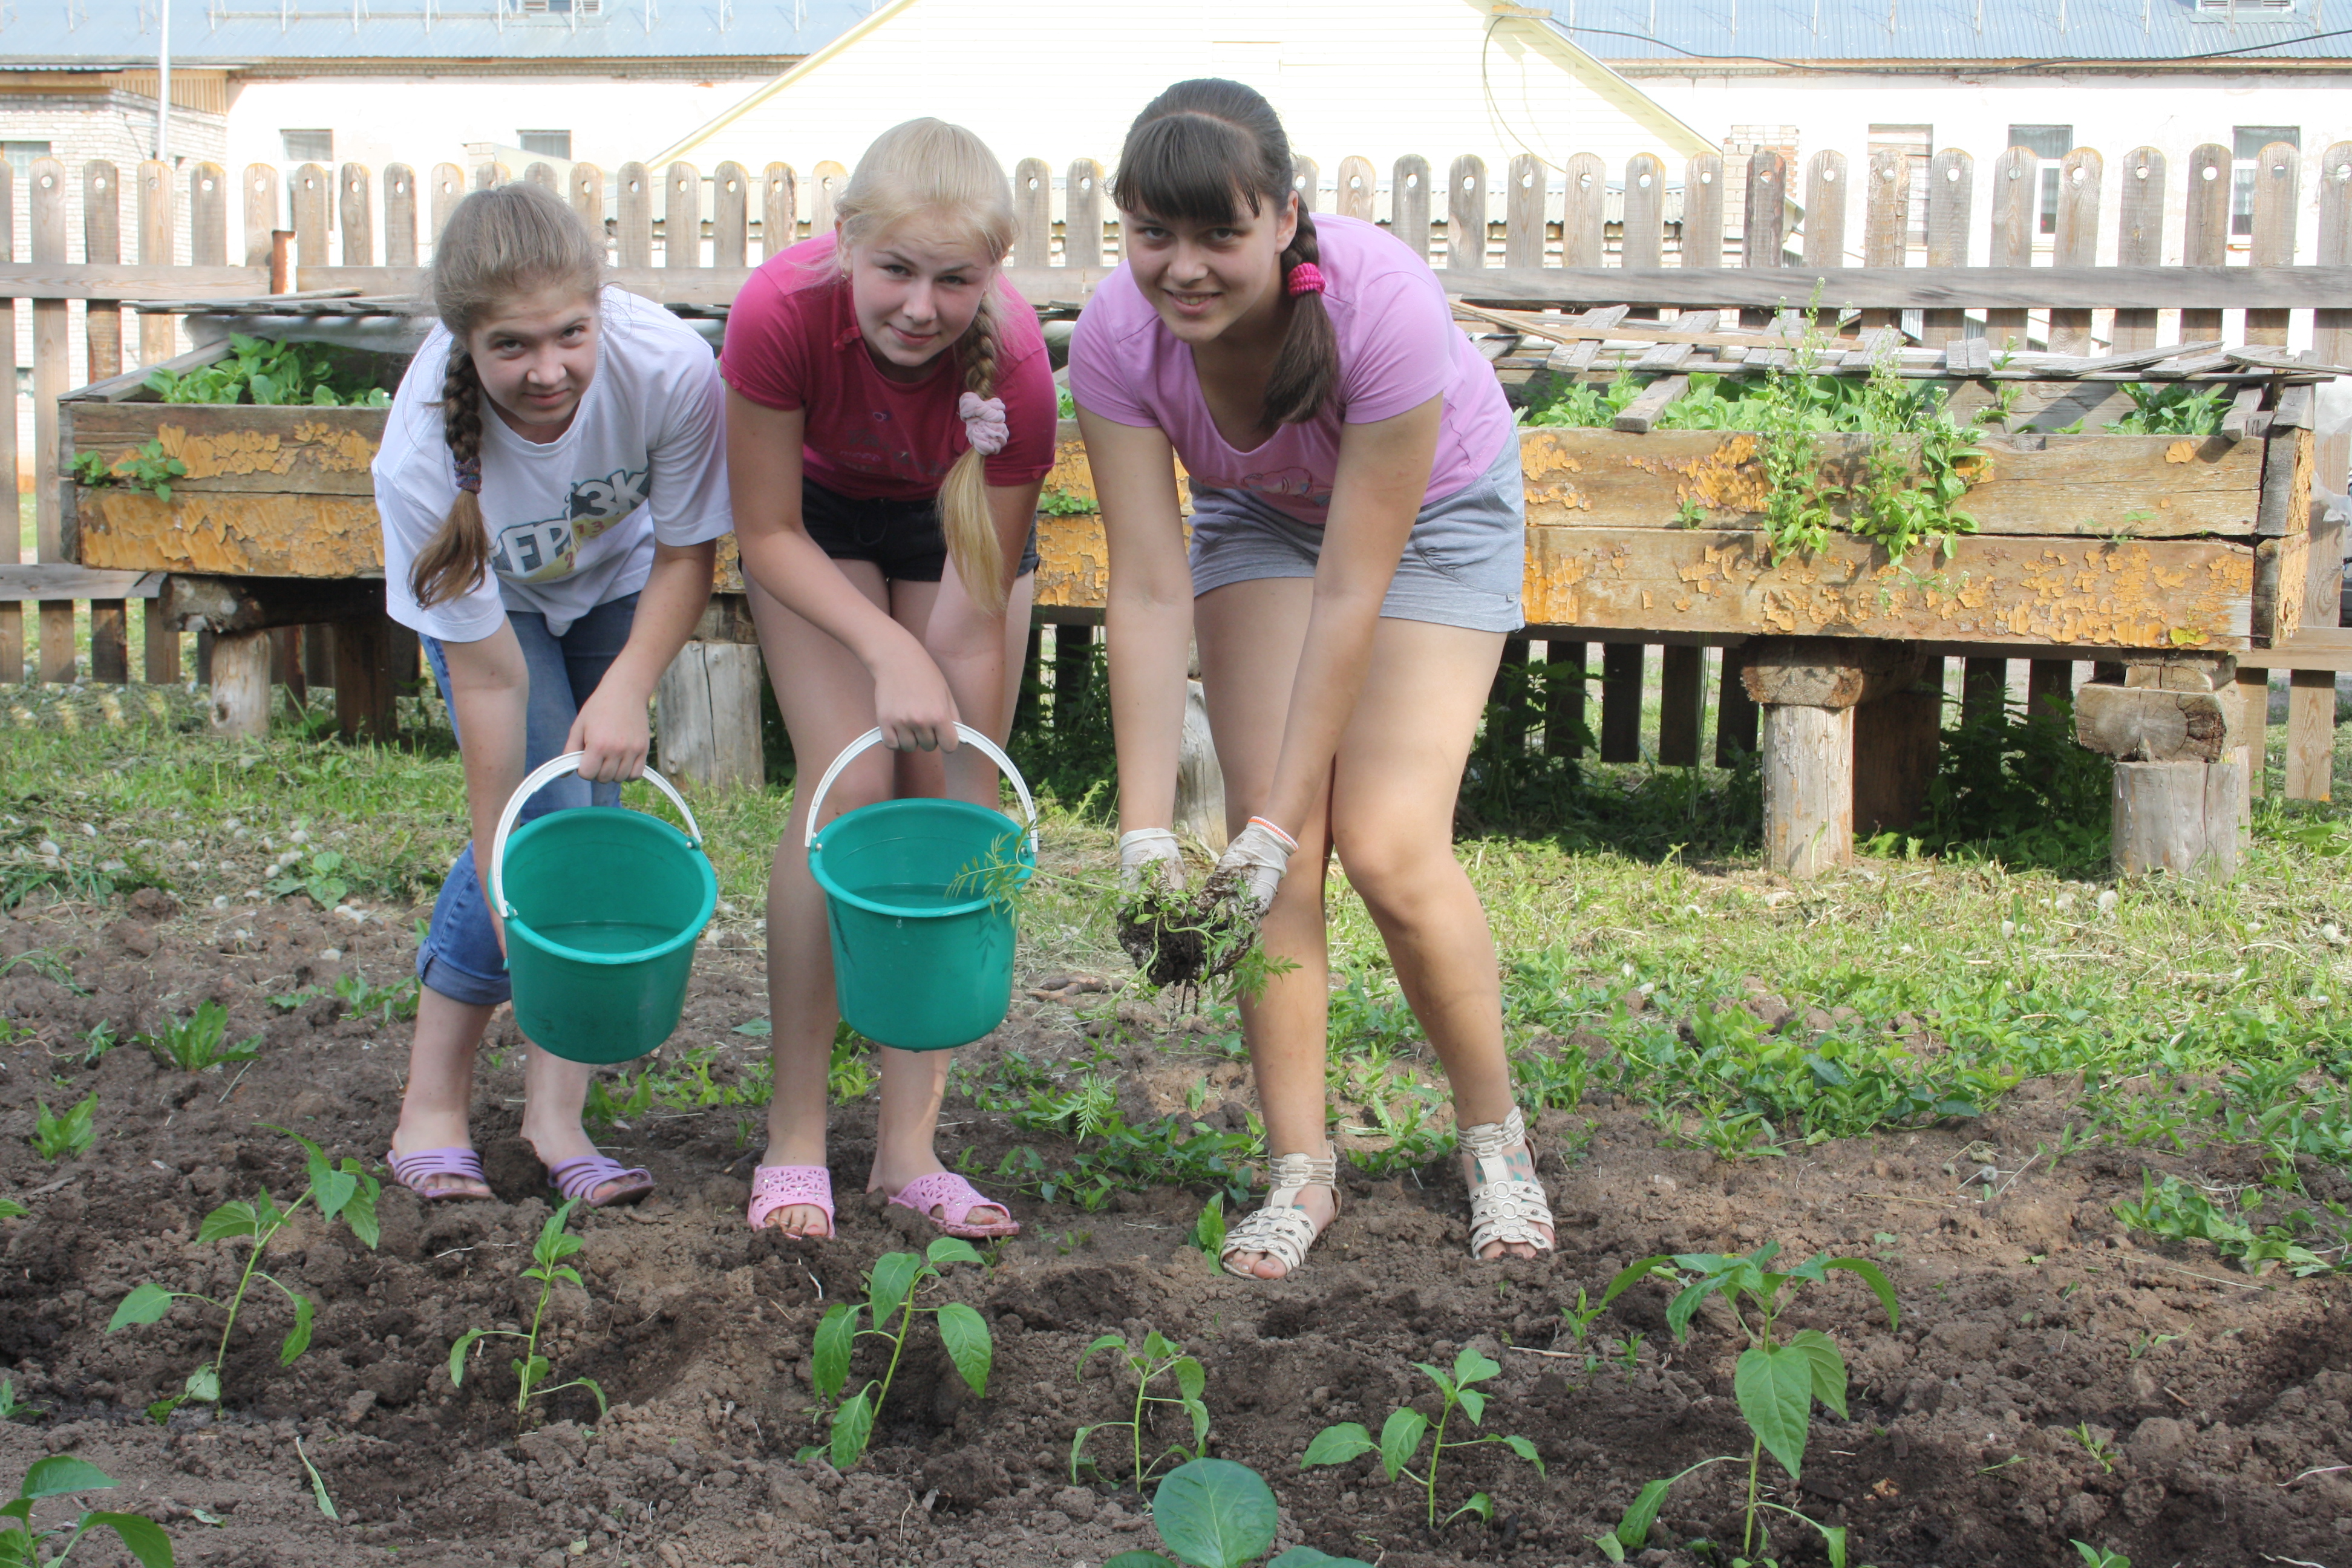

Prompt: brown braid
[938,290,1010,617]
[410,347,493,608]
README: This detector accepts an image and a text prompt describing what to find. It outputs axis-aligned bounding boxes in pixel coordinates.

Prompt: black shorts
[802,477,1041,584]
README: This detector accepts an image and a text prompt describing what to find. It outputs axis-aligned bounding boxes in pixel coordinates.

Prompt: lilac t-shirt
[1067,212,1511,522]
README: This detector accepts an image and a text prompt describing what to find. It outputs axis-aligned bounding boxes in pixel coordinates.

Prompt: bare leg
[389,987,495,1199]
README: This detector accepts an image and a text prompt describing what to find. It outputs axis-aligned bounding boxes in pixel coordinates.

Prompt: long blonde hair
[410,181,605,609]
[834,119,1018,616]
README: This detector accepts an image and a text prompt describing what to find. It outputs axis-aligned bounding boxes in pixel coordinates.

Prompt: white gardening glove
[1118,828,1186,897]
[1208,817,1298,920]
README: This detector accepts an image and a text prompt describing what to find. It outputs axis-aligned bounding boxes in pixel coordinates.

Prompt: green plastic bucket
[806,725,1037,1053]
[488,754,717,1066]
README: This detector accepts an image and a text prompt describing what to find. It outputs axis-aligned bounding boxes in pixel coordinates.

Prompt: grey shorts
[1186,433,1526,633]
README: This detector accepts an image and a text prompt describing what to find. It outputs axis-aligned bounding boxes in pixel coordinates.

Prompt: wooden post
[290,162,330,269]
[1745,639,1926,878]
[2111,148,2165,353]
[430,163,465,244]
[1803,151,1847,269]
[1066,158,1105,269]
[2244,141,2299,350]
[384,163,418,266]
[1013,624,1043,733]
[1860,143,1908,332]
[569,162,606,257]
[2238,665,2271,800]
[2284,670,2335,802]
[1658,644,1704,766]
[1984,145,2033,352]
[0,160,17,687]
[2180,144,2230,346]
[2112,759,2245,881]
[1961,657,2008,727]
[1853,661,1943,835]
[655,642,764,791]
[1682,152,1723,270]
[1490,637,1529,754]
[209,630,272,738]
[1175,680,1225,850]
[1544,641,1587,757]
[1715,645,1759,763]
[616,163,653,268]
[1599,642,1644,763]
[1921,148,1971,347]
[1504,154,1545,270]
[665,162,701,269]
[1446,155,1487,272]
[1053,623,1092,721]
[82,160,128,685]
[2048,148,2102,355]
[31,157,73,684]
[1561,153,1605,267]
[1291,155,1318,214]
[332,612,398,742]
[2075,655,2244,880]
[1012,158,1051,269]
[761,164,796,258]
[1392,155,1431,264]
[338,162,373,266]
[809,161,846,236]
[1622,153,1664,270]
[713,163,749,269]
[1336,155,1376,224]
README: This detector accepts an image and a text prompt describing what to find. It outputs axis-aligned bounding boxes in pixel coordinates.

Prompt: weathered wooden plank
[1744,148,1787,271]
[1505,154,1546,270]
[655,641,765,791]
[2246,140,2300,350]
[1520,526,2255,648]
[1921,148,1971,347]
[339,163,373,267]
[1599,642,1644,762]
[1393,155,1431,264]
[1448,155,1487,272]
[1763,702,1853,877]
[73,492,385,577]
[290,162,331,270]
[474,160,511,191]
[2283,667,2335,801]
[2048,148,2102,356]
[188,163,227,273]
[710,163,748,270]
[83,161,122,384]
[429,163,465,243]
[1658,642,1704,765]
[1335,156,1375,224]
[383,163,417,267]
[1292,154,1318,215]
[1716,645,1758,762]
[1437,265,2352,311]
[1561,154,1606,268]
[2313,141,2352,638]
[241,164,276,268]
[0,566,161,599]
[1854,663,1942,832]
[615,163,653,269]
[31,157,73,682]
[570,161,606,250]
[2111,148,2166,354]
[1612,374,1688,434]
[136,160,175,367]
[1067,158,1106,269]
[664,162,701,269]
[525,160,559,195]
[2112,756,2243,880]
[1544,640,1587,757]
[68,403,382,494]
[2180,143,2230,345]
[1984,146,2034,350]
[1804,151,1847,270]
[762,163,795,258]
[0,158,19,684]
[1622,154,1665,272]
[1861,143,1909,332]
[1012,157,1051,269]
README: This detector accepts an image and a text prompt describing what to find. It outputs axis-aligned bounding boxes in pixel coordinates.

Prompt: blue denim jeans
[414,595,639,1006]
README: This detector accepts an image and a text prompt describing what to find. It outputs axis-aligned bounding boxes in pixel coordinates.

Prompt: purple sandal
[748,1165,834,1238]
[387,1146,492,1203]
[546,1155,655,1208]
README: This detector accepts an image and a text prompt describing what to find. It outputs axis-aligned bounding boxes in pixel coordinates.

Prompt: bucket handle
[488,753,707,921]
[802,725,1039,855]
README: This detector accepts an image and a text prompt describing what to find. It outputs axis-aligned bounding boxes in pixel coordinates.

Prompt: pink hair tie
[1286,263,1326,297]
[453,456,482,495]
[959,392,1010,457]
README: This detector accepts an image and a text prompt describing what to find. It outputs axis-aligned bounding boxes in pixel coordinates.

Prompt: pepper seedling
[1071,1329,1210,1489]
[1301,1345,1544,1529]
[1106,1457,1370,1568]
[448,1198,606,1428]
[0,1455,174,1566]
[808,1237,992,1469]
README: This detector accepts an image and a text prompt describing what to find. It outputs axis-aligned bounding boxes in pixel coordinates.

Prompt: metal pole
[156,0,171,160]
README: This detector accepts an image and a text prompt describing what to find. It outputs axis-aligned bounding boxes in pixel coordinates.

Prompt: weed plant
[108,1128,381,1421]
[1303,1347,1544,1529]
[447,1199,607,1426]
[67,440,187,503]
[1071,1330,1211,1488]
[267,972,420,1026]
[28,1097,95,1163]
[2099,382,2227,436]
[1915,698,2112,874]
[0,1200,25,1221]
[0,1455,173,1566]
[140,1002,260,1074]
[0,1380,39,1422]
[2111,1172,2344,1276]
[810,1238,992,1468]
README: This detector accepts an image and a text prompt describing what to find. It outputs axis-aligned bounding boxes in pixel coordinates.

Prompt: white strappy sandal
[1460,1107,1555,1260]
[1220,1148,1340,1279]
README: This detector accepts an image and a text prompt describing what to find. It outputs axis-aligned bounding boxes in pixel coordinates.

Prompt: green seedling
[1191,1194,1227,1258]
[108,1128,380,1422]
[446,1198,606,1428]
[269,972,419,1027]
[0,1455,173,1566]
[2071,1543,2129,1568]
[0,1200,25,1221]
[1598,1241,1898,1564]
[1613,1332,1644,1373]
[1073,1330,1210,1488]
[29,1096,95,1164]
[293,1436,336,1521]
[1560,1287,1606,1345]
[809,1238,992,1469]
[2071,1423,2117,1474]
[68,439,188,502]
[265,849,348,909]
[0,1380,39,1422]
[2126,1331,2180,1361]
[1105,1457,1370,1568]
[1302,1345,1544,1529]
[140,1002,259,1074]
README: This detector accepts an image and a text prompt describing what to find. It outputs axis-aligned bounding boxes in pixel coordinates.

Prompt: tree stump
[207,629,272,739]
[2074,653,2244,880]
[2112,757,2244,880]
[1175,679,1225,849]
[655,641,765,791]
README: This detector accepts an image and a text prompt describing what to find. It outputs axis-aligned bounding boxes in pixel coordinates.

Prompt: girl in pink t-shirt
[722,119,1055,1241]
[1070,79,1552,1282]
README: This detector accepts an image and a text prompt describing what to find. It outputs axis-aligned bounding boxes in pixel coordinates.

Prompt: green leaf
[936,1302,993,1397]
[310,1164,358,1223]
[1664,1276,1717,1342]
[1300,1423,1374,1469]
[1172,1356,1205,1404]
[1455,1387,1486,1426]
[447,1327,485,1388]
[1191,1194,1227,1256]
[867,1252,921,1325]
[1612,1477,1674,1550]
[1149,1457,1277,1568]
[829,1389,874,1469]
[339,1172,381,1250]
[279,1293,316,1367]
[812,1304,858,1401]
[1787,1328,1849,1421]
[108,1282,176,1331]
[197,1201,259,1246]
[1411,1361,1454,1398]
[183,1366,219,1405]
[0,1199,26,1220]
[82,1512,175,1568]
[1452,1345,1501,1387]
[1184,1396,1209,1449]
[1102,1555,1179,1568]
[1735,1343,1817,1480]
[1267,1551,1376,1568]
[1503,1434,1546,1476]
[1377,1408,1429,1482]
[1078,1332,1128,1379]
[1823,1256,1901,1329]
[926,1236,985,1269]
[295,1435,337,1521]
[21,1455,118,1500]
[1445,1491,1494,1525]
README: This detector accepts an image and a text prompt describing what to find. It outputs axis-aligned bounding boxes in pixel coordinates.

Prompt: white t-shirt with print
[376,284,733,642]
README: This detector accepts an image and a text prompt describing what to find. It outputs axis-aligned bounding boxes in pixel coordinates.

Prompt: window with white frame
[281,129,333,165]
[518,130,572,159]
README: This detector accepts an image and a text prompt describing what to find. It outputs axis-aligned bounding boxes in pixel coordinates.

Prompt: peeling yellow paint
[2165,440,2197,464]
[1624,433,1769,513]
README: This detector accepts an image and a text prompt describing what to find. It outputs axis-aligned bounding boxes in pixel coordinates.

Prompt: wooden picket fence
[2,139,2348,800]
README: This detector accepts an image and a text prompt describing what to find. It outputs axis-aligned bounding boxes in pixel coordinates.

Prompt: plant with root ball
[1072,1329,1210,1488]
[1593,1242,1898,1566]
[1106,1457,1370,1568]
[108,1127,381,1423]
[1301,1346,1544,1529]
[808,1238,992,1469]
[1,1455,174,1566]
[447,1198,607,1428]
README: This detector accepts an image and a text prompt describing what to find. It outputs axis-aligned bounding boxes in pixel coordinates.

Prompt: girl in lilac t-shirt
[1070,78,1551,1284]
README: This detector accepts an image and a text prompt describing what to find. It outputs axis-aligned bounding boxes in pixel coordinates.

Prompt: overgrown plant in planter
[1593,1241,1898,1566]
[107,1128,381,1422]
[1301,1346,1544,1529]
[1106,1457,1370,1568]
[808,1238,992,1468]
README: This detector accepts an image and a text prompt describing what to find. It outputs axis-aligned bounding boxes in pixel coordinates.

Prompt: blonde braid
[938,291,1009,617]
[410,347,494,609]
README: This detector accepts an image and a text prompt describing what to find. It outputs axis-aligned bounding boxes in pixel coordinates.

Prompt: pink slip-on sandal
[387,1146,491,1203]
[748,1165,835,1238]
[885,1171,1020,1240]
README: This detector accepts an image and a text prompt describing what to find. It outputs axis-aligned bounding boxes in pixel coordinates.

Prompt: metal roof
[1546,0,2352,65]
[0,0,863,66]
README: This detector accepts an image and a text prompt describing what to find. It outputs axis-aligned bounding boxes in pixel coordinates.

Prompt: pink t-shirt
[720,232,1056,500]
[1067,212,1511,521]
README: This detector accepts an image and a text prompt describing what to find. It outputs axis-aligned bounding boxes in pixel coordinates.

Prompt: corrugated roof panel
[1547,0,2348,63]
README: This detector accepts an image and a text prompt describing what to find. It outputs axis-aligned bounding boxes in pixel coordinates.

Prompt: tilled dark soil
[2,889,2349,1568]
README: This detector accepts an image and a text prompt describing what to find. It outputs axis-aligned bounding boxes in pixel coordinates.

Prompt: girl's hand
[1206,817,1298,920]
[1118,828,1186,896]
[872,644,962,753]
[566,681,652,782]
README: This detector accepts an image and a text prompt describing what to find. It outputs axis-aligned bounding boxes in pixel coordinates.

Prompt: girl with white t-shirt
[1071,79,1555,1280]
[375,181,733,1206]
